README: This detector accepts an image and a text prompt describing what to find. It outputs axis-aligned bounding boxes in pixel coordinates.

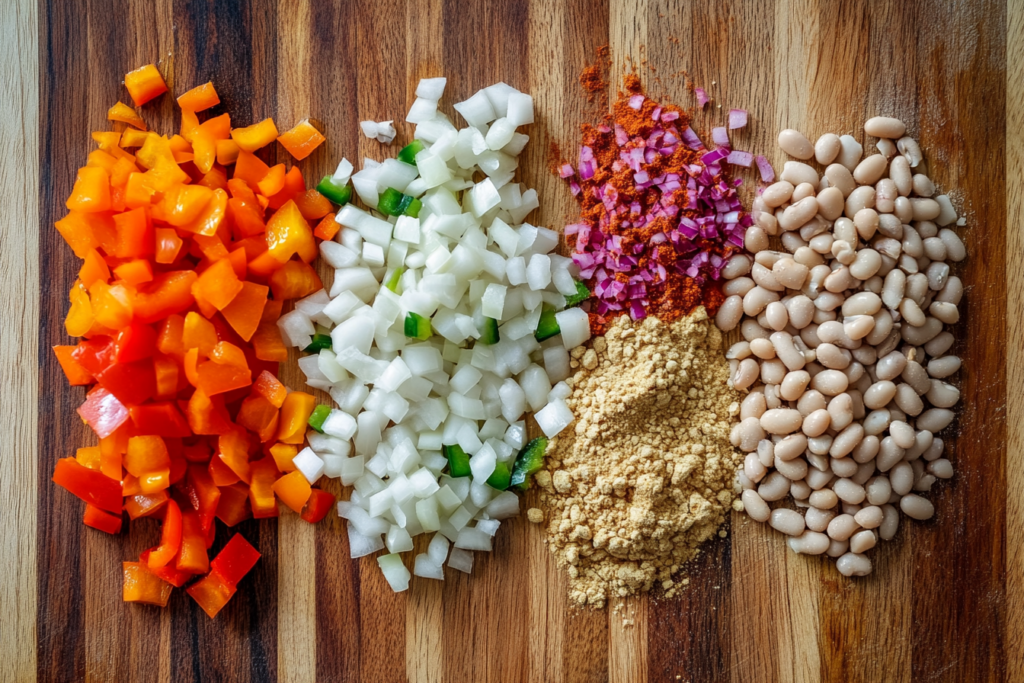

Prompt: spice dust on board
[556,75,751,335]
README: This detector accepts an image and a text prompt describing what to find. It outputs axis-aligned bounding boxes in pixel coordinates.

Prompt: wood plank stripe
[1007,4,1024,682]
[1,1,38,682]
[911,1,1007,681]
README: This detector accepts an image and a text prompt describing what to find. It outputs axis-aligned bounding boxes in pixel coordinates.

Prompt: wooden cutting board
[3,0,1020,681]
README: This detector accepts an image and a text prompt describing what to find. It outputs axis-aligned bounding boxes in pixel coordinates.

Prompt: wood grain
[8,0,1018,681]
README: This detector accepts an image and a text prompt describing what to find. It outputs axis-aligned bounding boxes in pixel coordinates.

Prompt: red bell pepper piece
[78,386,131,439]
[53,458,123,514]
[210,533,261,586]
[129,402,192,437]
[95,357,157,407]
[115,322,158,362]
[53,345,94,385]
[132,271,198,324]
[300,489,335,524]
[84,504,123,534]
[214,483,251,526]
[71,336,117,375]
[185,464,221,532]
[139,548,193,587]
[147,499,182,569]
[124,491,169,519]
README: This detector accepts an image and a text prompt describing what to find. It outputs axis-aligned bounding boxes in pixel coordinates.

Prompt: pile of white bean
[715,116,966,577]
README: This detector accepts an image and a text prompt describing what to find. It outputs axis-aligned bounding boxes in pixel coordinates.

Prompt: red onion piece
[559,163,575,178]
[629,94,645,110]
[728,108,748,130]
[695,88,709,107]
[727,150,754,167]
[755,155,774,182]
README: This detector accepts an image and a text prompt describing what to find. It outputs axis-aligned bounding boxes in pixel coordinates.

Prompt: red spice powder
[559,76,739,335]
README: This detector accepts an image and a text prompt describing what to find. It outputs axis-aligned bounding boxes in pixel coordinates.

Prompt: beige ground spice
[536,308,742,608]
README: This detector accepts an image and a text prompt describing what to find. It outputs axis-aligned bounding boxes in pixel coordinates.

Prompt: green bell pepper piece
[478,317,500,345]
[444,444,471,478]
[534,307,560,341]
[404,312,432,340]
[510,437,549,490]
[307,404,332,433]
[487,461,512,490]
[303,333,333,353]
[397,140,426,165]
[564,280,591,307]
[316,176,353,206]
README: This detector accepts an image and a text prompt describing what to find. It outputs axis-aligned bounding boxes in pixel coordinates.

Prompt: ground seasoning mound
[537,310,742,608]
[558,76,750,335]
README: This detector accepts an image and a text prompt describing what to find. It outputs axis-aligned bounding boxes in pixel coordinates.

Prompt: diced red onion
[681,127,704,150]
[728,108,748,130]
[661,111,680,122]
[727,150,754,167]
[712,127,730,147]
[651,106,662,121]
[756,155,774,183]
[629,94,645,110]
[695,88,708,107]
[559,163,575,178]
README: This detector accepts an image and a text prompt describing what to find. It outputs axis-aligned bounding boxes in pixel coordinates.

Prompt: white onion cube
[386,525,414,553]
[416,496,441,532]
[293,447,325,484]
[416,77,447,100]
[447,547,474,573]
[555,307,591,349]
[322,410,358,440]
[454,526,492,552]
[535,399,574,437]
[413,554,445,580]
[505,92,534,127]
[377,553,410,591]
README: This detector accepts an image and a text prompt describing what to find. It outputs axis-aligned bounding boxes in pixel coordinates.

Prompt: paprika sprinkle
[558,75,751,334]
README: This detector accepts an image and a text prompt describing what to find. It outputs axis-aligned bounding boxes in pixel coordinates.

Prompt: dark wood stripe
[911,0,1007,681]
[37,0,91,677]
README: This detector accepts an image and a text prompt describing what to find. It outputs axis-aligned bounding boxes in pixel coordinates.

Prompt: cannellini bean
[890,155,912,195]
[894,383,924,416]
[825,163,857,197]
[849,249,881,280]
[780,196,819,230]
[770,332,806,372]
[934,194,958,226]
[775,455,808,481]
[736,417,766,451]
[764,301,790,331]
[897,136,923,167]
[811,369,850,396]
[879,214,904,240]
[752,263,784,291]
[890,461,914,495]
[929,301,959,325]
[936,276,964,304]
[732,358,759,390]
[912,173,935,197]
[836,552,872,576]
[849,529,877,554]
[770,508,807,536]
[716,295,744,331]
[826,538,849,558]
[900,298,926,326]
[831,424,865,459]
[893,196,914,222]
[763,181,795,207]
[722,254,752,279]
[743,287,779,316]
[837,135,863,171]
[827,393,855,431]
[910,198,940,221]
[780,371,811,401]
[745,452,767,482]
[778,129,814,159]
[939,229,966,261]
[781,161,819,187]
[853,208,880,240]
[914,474,936,493]
[876,437,905,472]
[902,317,943,345]
[926,380,960,408]
[853,154,888,185]
[845,186,876,218]
[797,390,827,415]
[760,408,804,435]
[758,440,775,467]
[723,276,755,297]
[922,236,946,261]
[927,356,961,378]
[923,437,945,462]
[761,359,788,385]
[792,182,816,202]
[740,391,767,419]
[814,186,843,221]
[865,116,906,139]
[863,380,897,409]
[876,178,897,213]
[882,269,906,309]
[926,263,951,291]
[745,226,769,253]
[809,233,835,255]
[781,231,809,253]
[788,530,831,555]
[925,331,955,357]
[773,258,810,289]
[775,434,808,461]
[879,504,900,540]
[865,476,892,506]
[815,133,841,165]
[758,472,791,501]
[843,292,882,317]
[750,337,776,359]
[827,513,859,541]
[890,420,916,449]
[817,343,851,369]
[876,138,897,159]
[742,319,770,341]
[927,459,954,479]
[741,489,771,522]
[862,409,891,436]
[805,507,834,532]
[726,341,751,361]
[900,494,935,520]
[809,489,838,509]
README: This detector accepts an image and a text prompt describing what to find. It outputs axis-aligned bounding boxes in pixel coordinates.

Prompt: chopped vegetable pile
[52,64,336,617]
[279,77,588,591]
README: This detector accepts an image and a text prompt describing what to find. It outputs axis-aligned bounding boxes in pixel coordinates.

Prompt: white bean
[788,531,831,555]
[927,356,961,379]
[853,154,888,185]
[723,276,755,297]
[910,198,940,221]
[809,489,838,509]
[781,161,819,187]
[836,552,872,576]
[934,194,958,226]
[879,504,900,540]
[780,371,812,401]
[760,408,804,435]
[778,129,814,160]
[864,116,906,139]
[899,494,935,520]
[827,513,859,541]
[722,254,753,279]
[926,380,960,408]
[897,136,922,167]
[849,249,882,280]
[779,197,820,231]
[890,155,912,195]
[939,229,966,261]
[927,459,954,479]
[849,529,877,554]
[825,163,857,197]
[758,472,791,501]
[876,178,897,213]
[837,135,863,171]
[845,186,876,218]
[763,181,795,208]
[741,489,771,522]
[716,295,743,331]
[815,133,841,165]
[912,173,935,197]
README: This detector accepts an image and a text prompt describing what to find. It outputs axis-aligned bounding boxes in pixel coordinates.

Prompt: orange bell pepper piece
[266,166,305,210]
[152,354,180,398]
[123,561,173,606]
[124,172,157,208]
[124,436,171,495]
[177,81,220,112]
[210,341,249,369]
[92,131,122,151]
[113,259,154,286]
[86,149,120,174]
[257,163,287,197]
[135,134,177,170]
[231,118,279,152]
[209,451,241,486]
[294,189,333,220]
[91,281,134,330]
[182,311,219,355]
[265,200,317,264]
[251,321,289,362]
[124,491,168,519]
[272,470,312,513]
[52,457,123,514]
[217,428,252,483]
[66,167,112,213]
[192,258,243,312]
[181,187,227,236]
[236,394,280,443]
[221,282,269,342]
[169,134,195,164]
[159,184,213,227]
[268,260,323,300]
[187,567,237,618]
[84,504,123,534]
[253,370,288,407]
[277,119,326,161]
[54,345,94,385]
[76,446,103,470]
[154,228,184,264]
[120,128,151,148]
[198,166,228,192]
[276,391,316,445]
[107,101,147,130]
[113,206,153,258]
[187,389,234,435]
[78,249,110,287]
[214,484,251,526]
[232,150,270,190]
[176,509,210,574]
[313,213,339,241]
[147,500,182,569]
[133,271,198,323]
[156,314,186,357]
[248,457,279,518]
[124,64,168,106]
[268,443,298,473]
[216,139,240,166]
[195,359,251,396]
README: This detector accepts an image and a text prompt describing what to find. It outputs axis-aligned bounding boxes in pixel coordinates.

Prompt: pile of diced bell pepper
[50,64,346,617]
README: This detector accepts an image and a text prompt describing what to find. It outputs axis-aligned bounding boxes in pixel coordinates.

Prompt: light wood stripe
[0,6,38,683]
[1007,1,1024,681]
